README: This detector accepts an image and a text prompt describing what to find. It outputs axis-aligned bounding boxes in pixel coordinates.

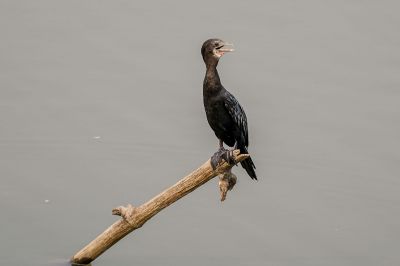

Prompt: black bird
[201,38,257,180]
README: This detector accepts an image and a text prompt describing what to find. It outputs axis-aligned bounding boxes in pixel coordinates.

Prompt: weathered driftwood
[71,150,249,265]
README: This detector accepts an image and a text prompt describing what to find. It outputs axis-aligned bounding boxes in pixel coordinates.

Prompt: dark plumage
[201,38,257,180]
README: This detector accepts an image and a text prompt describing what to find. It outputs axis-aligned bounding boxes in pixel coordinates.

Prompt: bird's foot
[210,147,236,170]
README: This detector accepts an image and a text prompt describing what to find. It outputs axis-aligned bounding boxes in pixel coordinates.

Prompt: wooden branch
[71,150,249,265]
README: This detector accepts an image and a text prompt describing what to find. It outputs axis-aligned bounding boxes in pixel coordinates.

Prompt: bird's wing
[224,91,249,146]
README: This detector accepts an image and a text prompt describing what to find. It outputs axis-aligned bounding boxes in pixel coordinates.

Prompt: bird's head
[201,38,234,65]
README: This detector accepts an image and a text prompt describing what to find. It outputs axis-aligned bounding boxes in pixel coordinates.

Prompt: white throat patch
[213,49,224,58]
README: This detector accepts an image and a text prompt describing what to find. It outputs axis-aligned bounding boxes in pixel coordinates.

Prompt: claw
[230,150,235,164]
[230,150,238,166]
[210,147,236,169]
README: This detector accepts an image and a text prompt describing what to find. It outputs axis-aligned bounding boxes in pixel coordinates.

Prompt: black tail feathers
[239,146,257,180]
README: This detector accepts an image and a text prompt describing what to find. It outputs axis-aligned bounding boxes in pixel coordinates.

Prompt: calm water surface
[1,1,399,265]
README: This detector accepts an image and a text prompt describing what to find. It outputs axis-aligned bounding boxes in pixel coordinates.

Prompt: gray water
[1,1,400,265]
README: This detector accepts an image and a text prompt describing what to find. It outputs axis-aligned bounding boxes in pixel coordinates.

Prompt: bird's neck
[204,63,222,92]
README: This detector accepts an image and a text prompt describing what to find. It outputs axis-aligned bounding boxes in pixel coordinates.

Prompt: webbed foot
[210,148,236,170]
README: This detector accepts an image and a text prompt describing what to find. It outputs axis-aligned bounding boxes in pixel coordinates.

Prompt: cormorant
[201,38,257,180]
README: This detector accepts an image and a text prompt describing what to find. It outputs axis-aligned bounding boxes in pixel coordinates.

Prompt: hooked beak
[217,42,235,52]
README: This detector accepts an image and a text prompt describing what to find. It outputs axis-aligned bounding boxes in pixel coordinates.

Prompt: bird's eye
[215,44,224,50]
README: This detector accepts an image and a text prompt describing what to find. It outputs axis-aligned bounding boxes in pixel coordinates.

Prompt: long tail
[239,146,257,180]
